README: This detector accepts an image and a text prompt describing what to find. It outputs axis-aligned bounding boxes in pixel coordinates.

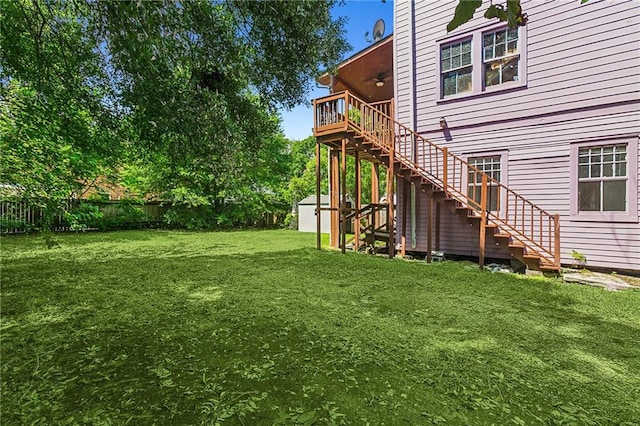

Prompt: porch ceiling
[317,35,393,103]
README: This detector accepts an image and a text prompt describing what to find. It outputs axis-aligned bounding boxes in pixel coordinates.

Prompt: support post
[426,196,433,263]
[401,180,407,257]
[435,203,441,251]
[554,213,561,268]
[355,151,361,251]
[387,152,395,259]
[330,149,340,248]
[479,174,488,269]
[341,139,347,254]
[371,163,379,231]
[442,147,448,196]
[316,140,321,250]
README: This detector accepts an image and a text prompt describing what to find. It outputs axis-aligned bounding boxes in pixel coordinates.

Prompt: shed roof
[299,195,330,205]
[299,195,354,206]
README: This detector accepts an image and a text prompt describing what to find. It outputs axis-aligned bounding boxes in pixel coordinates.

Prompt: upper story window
[441,39,472,96]
[483,28,519,87]
[437,24,527,101]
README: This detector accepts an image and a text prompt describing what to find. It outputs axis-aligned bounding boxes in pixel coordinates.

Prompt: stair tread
[494,233,511,239]
[509,242,525,248]
[540,265,561,272]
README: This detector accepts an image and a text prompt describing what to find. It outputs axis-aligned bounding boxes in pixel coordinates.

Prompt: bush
[63,200,157,231]
[64,203,103,231]
[162,201,288,230]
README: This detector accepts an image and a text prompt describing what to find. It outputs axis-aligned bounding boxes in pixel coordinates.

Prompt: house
[312,0,639,273]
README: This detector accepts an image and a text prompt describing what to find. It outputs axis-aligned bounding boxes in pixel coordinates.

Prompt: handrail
[313,90,560,268]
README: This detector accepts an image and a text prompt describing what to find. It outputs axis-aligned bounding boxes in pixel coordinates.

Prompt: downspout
[409,1,417,249]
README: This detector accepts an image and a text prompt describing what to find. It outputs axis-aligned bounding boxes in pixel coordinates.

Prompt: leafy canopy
[1,0,350,227]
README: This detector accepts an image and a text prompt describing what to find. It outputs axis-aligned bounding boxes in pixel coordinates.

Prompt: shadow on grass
[3,245,640,424]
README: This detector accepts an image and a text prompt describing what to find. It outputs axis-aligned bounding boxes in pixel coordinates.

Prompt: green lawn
[2,230,639,425]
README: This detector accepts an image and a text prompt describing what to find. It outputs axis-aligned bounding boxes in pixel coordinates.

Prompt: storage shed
[298,195,353,234]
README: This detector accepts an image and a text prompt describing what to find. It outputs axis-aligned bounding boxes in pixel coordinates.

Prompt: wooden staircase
[344,203,394,253]
[313,91,561,271]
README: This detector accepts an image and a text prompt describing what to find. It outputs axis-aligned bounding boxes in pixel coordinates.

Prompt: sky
[279,0,394,141]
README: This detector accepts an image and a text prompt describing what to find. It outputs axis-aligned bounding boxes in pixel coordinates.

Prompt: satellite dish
[373,19,385,42]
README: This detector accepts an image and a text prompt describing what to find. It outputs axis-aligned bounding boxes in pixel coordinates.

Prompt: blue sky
[279,0,394,141]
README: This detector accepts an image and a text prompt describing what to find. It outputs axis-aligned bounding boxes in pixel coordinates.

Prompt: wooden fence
[0,200,168,234]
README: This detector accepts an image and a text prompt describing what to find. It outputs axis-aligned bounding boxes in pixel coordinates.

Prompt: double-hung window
[438,24,526,100]
[468,155,501,212]
[483,28,520,87]
[441,39,472,96]
[578,144,627,212]
[570,139,638,222]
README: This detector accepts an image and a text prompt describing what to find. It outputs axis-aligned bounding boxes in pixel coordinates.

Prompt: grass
[2,229,639,425]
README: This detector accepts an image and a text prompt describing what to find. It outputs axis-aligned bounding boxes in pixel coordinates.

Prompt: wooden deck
[312,91,561,271]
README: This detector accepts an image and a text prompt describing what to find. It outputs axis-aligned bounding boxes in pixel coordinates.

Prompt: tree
[286,137,328,216]
[1,1,350,229]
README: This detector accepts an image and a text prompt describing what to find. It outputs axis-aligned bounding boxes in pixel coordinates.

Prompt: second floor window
[441,39,472,96]
[438,24,525,100]
[483,28,520,87]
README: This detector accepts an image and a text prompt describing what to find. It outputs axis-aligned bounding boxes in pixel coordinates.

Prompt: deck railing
[313,91,560,268]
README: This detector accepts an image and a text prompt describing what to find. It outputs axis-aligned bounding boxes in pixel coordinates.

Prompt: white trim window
[468,155,501,211]
[437,23,527,100]
[441,39,472,96]
[578,144,627,212]
[483,27,520,87]
[570,138,638,223]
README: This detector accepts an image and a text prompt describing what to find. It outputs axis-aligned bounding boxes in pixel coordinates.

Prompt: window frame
[569,138,638,223]
[463,150,509,215]
[436,22,528,102]
[440,38,473,97]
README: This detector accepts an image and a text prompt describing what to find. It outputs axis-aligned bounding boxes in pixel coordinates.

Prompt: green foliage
[2,230,639,424]
[284,135,383,218]
[447,0,589,32]
[0,82,118,230]
[1,0,350,235]
[571,249,588,268]
[61,200,157,231]
[64,203,104,232]
[447,0,483,32]
[286,136,329,210]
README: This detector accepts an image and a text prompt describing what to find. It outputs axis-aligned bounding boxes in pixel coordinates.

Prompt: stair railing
[313,91,560,268]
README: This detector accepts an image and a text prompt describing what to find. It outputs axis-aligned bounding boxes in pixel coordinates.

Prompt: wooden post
[341,138,347,254]
[554,213,561,268]
[401,180,407,257]
[316,140,321,250]
[388,150,395,259]
[426,196,433,263]
[442,147,448,196]
[435,203,441,251]
[330,149,340,248]
[355,151,361,251]
[479,174,488,269]
[371,162,379,231]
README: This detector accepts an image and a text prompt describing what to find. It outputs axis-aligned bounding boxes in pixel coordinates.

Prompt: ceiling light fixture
[375,79,385,87]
